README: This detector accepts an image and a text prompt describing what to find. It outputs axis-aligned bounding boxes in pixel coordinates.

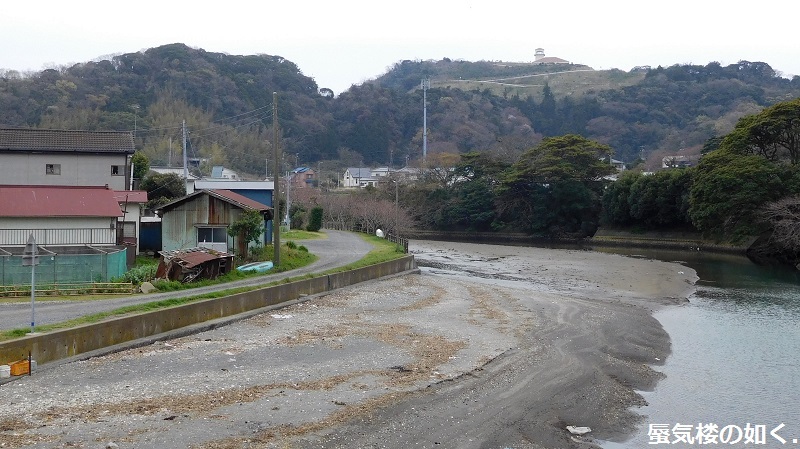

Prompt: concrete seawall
[0,256,417,367]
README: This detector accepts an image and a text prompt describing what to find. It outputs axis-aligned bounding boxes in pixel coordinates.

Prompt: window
[45,164,61,175]
[111,165,123,176]
[197,227,227,243]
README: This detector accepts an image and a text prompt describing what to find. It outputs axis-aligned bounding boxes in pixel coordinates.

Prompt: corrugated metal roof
[208,189,270,211]
[157,189,271,213]
[0,128,135,154]
[113,190,148,203]
[149,167,200,179]
[174,250,221,269]
[347,167,372,178]
[158,247,233,269]
[0,185,124,217]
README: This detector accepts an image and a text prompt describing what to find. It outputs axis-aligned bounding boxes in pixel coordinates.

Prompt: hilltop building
[533,48,570,65]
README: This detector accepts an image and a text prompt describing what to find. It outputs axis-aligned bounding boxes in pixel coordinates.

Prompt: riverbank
[0,241,697,448]
[410,228,751,254]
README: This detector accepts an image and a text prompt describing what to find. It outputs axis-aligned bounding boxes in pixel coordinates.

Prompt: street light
[131,104,140,139]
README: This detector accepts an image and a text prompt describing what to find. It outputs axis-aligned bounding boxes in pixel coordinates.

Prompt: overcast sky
[3,1,798,95]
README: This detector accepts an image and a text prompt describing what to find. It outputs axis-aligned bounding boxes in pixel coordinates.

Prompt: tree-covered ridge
[2,44,800,178]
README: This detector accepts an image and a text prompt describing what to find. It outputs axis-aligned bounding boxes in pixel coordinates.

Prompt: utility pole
[284,153,299,227]
[272,92,280,266]
[422,78,430,164]
[182,120,188,181]
[285,167,291,228]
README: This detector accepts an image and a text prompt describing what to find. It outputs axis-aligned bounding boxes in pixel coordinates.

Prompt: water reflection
[593,246,800,449]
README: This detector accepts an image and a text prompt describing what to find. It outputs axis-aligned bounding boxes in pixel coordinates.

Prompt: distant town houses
[662,155,695,169]
[341,166,419,189]
[210,165,240,181]
[289,167,317,190]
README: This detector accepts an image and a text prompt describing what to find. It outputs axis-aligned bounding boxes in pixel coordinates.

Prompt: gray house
[156,189,273,254]
[0,127,135,190]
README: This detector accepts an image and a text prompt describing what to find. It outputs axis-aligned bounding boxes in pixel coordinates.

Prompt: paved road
[0,230,373,331]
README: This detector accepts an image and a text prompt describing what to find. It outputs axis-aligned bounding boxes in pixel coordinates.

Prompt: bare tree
[315,190,413,236]
[761,195,800,252]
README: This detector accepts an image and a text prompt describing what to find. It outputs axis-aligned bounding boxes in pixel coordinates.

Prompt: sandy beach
[0,240,697,449]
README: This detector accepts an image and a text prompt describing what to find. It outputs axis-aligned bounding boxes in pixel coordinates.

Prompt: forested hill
[1,43,799,178]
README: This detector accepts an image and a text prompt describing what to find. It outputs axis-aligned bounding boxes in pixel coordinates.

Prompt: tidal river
[599,248,800,449]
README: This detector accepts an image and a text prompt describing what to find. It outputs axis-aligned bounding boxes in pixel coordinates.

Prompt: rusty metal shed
[155,247,234,283]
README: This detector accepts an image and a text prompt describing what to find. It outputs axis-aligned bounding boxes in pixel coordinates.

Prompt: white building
[342,167,379,188]
[149,166,199,194]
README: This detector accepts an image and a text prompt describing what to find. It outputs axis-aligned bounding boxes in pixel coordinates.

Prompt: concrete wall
[0,255,416,367]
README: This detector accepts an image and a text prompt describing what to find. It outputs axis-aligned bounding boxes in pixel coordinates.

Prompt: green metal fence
[0,246,128,286]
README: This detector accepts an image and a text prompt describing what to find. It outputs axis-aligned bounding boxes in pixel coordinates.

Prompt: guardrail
[322,223,408,253]
[0,282,135,297]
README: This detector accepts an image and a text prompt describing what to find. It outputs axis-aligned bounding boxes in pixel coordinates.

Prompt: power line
[123,104,274,136]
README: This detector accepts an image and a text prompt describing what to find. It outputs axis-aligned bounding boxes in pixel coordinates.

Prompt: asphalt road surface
[0,230,373,332]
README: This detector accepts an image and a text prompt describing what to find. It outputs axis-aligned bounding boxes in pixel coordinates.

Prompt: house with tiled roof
[289,167,317,189]
[0,185,123,246]
[0,185,130,284]
[156,189,273,254]
[0,127,135,190]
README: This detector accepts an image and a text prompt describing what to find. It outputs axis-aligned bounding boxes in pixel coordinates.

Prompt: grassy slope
[434,65,646,100]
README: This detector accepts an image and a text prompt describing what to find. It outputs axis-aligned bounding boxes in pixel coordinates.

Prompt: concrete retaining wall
[0,256,416,367]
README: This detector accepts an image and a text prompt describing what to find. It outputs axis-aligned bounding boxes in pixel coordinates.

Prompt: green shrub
[307,206,323,232]
[113,264,158,284]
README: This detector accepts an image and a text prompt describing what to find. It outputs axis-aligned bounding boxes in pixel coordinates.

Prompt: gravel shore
[0,240,697,449]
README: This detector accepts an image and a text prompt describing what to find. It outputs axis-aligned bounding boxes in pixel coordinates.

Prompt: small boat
[236,261,274,273]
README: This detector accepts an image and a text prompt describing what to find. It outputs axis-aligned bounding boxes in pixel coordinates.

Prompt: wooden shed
[156,189,272,254]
